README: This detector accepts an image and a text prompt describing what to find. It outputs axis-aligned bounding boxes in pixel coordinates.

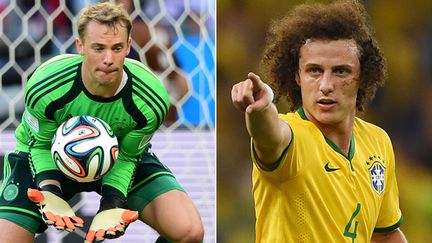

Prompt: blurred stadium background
[217,0,432,242]
[0,0,215,242]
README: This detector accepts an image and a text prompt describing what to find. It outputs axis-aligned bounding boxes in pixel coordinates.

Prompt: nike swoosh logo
[324,162,340,172]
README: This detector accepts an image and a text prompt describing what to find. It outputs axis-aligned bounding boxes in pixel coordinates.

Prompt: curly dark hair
[261,0,386,112]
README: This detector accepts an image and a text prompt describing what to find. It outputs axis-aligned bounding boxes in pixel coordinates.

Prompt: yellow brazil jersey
[251,108,403,243]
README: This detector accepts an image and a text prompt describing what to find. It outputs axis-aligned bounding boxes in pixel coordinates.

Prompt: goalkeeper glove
[85,196,139,243]
[27,187,84,232]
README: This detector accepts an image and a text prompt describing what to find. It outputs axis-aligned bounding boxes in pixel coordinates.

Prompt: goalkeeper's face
[76,20,131,93]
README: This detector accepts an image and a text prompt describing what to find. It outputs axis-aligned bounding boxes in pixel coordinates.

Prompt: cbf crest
[368,156,385,195]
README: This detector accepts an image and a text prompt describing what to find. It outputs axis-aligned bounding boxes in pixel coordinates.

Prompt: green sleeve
[101,130,153,199]
[19,54,81,185]
[22,107,62,184]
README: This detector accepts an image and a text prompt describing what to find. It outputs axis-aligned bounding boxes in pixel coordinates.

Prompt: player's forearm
[246,103,291,162]
[30,148,63,184]
[371,229,408,243]
[246,102,279,143]
[102,158,137,198]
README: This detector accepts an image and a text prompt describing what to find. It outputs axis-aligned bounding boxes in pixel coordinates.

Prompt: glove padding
[85,208,139,243]
[27,188,84,232]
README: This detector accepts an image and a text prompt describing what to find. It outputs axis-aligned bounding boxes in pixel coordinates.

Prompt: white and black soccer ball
[51,116,118,183]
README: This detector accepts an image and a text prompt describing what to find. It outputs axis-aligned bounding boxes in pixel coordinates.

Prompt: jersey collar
[296,107,355,162]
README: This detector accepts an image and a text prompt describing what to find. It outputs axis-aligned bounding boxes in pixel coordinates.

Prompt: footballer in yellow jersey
[251,108,403,242]
[231,0,407,241]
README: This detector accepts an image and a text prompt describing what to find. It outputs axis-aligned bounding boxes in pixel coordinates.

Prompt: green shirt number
[344,203,361,243]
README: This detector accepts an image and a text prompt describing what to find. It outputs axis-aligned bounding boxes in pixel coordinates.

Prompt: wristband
[263,83,274,103]
[98,196,127,212]
[39,184,64,199]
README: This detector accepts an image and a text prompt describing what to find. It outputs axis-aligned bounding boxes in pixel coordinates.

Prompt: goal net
[0,0,215,242]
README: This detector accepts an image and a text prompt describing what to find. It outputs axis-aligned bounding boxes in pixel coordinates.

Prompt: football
[51,116,118,183]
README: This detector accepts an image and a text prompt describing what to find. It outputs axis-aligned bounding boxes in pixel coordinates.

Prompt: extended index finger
[247,72,263,91]
[248,72,261,81]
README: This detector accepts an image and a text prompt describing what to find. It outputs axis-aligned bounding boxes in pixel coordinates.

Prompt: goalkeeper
[0,2,203,243]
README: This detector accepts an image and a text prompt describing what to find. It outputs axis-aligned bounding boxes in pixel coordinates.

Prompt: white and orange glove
[84,196,139,243]
[27,188,84,232]
[85,208,139,242]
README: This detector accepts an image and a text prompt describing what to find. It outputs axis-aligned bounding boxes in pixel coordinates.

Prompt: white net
[0,0,215,242]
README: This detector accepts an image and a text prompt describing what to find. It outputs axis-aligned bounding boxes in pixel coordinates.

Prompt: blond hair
[77,2,132,42]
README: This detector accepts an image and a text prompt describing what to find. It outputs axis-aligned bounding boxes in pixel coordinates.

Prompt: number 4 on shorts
[344,203,361,243]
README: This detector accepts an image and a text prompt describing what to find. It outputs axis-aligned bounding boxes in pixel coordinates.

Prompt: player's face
[76,20,131,94]
[297,39,360,127]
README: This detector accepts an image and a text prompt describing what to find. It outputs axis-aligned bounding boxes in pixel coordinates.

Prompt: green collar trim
[296,107,355,163]
[297,107,308,120]
[324,136,355,163]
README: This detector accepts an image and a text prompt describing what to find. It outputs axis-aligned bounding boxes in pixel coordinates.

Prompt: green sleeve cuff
[102,157,137,198]
[374,216,403,233]
[30,148,58,174]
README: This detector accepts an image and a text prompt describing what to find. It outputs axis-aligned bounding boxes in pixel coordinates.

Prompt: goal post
[0,0,215,242]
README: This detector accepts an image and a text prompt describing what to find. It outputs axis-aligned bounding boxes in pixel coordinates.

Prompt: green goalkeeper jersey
[14,54,170,199]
